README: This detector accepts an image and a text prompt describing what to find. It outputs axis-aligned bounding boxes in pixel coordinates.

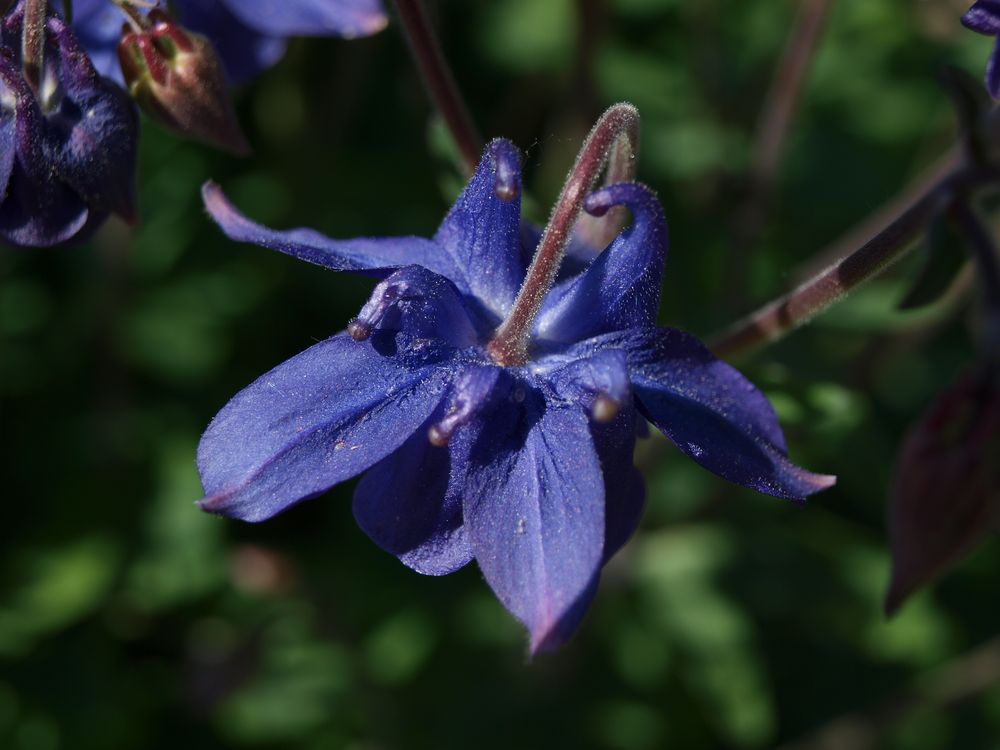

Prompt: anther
[347,319,372,341]
[492,140,521,203]
[591,394,620,423]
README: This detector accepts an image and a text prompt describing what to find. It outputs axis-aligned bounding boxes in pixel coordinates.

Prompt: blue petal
[202,182,463,280]
[0,59,89,247]
[463,391,605,654]
[0,71,16,204]
[577,328,835,500]
[66,0,123,82]
[45,17,138,220]
[988,37,1000,99]
[547,348,630,408]
[353,412,473,576]
[546,349,644,560]
[217,0,388,39]
[349,265,480,345]
[433,139,526,321]
[197,332,452,522]
[173,0,287,84]
[963,2,1000,35]
[536,182,667,343]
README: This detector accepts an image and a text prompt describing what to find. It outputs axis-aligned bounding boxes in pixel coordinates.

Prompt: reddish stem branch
[711,176,953,358]
[750,0,833,190]
[393,0,483,177]
[487,103,640,366]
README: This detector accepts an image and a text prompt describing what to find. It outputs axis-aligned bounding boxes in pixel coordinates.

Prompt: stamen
[492,140,520,203]
[487,103,640,366]
[591,394,620,423]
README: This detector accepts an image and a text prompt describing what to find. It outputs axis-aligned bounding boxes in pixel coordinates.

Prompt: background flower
[69,0,387,84]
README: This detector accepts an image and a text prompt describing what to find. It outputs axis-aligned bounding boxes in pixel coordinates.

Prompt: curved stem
[393,0,482,177]
[573,124,640,251]
[487,103,640,366]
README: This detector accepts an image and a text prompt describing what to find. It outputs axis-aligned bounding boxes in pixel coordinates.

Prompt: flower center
[486,103,639,367]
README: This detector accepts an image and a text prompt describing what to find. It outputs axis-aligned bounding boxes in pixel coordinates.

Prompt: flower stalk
[20,0,46,98]
[393,0,482,177]
[711,161,1000,359]
[487,102,640,366]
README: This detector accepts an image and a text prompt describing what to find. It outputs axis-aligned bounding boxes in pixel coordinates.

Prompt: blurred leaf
[478,0,575,73]
[125,434,226,611]
[0,538,118,658]
[899,211,968,311]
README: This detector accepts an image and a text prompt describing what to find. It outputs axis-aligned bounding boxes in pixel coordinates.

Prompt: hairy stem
[487,103,640,366]
[21,0,47,98]
[393,0,482,177]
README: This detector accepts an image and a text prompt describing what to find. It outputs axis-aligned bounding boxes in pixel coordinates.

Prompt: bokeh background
[2,0,998,748]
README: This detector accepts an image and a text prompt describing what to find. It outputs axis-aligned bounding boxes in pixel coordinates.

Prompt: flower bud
[885,366,1000,614]
[117,10,249,155]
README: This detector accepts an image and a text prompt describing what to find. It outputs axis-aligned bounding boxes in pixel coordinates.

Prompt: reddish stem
[21,0,46,98]
[393,0,482,177]
[710,166,1000,359]
[487,103,640,366]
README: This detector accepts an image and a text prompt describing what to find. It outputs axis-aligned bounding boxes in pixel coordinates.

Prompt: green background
[2,0,998,748]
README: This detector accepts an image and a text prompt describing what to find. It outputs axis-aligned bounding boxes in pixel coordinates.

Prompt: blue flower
[0,0,138,247]
[963,1,1000,98]
[69,0,388,85]
[197,139,834,652]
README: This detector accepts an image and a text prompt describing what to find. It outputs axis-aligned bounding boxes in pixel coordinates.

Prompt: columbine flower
[0,0,138,247]
[196,109,834,652]
[963,1,1000,98]
[69,0,388,85]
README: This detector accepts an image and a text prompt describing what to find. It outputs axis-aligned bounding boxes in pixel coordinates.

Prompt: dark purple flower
[69,0,388,85]
[962,1,1000,98]
[0,0,138,247]
[885,365,1000,614]
[196,140,834,652]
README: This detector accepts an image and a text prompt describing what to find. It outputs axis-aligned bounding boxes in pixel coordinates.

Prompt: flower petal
[197,332,452,522]
[987,37,1000,99]
[45,17,138,221]
[547,349,644,561]
[174,0,287,84]
[218,0,388,39]
[433,139,526,321]
[353,413,473,576]
[536,182,667,343]
[0,59,89,247]
[578,328,834,500]
[202,181,462,280]
[0,71,16,204]
[66,0,124,81]
[463,391,605,654]
[962,1,1000,35]
[349,265,480,345]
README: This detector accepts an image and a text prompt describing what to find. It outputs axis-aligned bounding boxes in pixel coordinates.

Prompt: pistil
[486,103,639,366]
